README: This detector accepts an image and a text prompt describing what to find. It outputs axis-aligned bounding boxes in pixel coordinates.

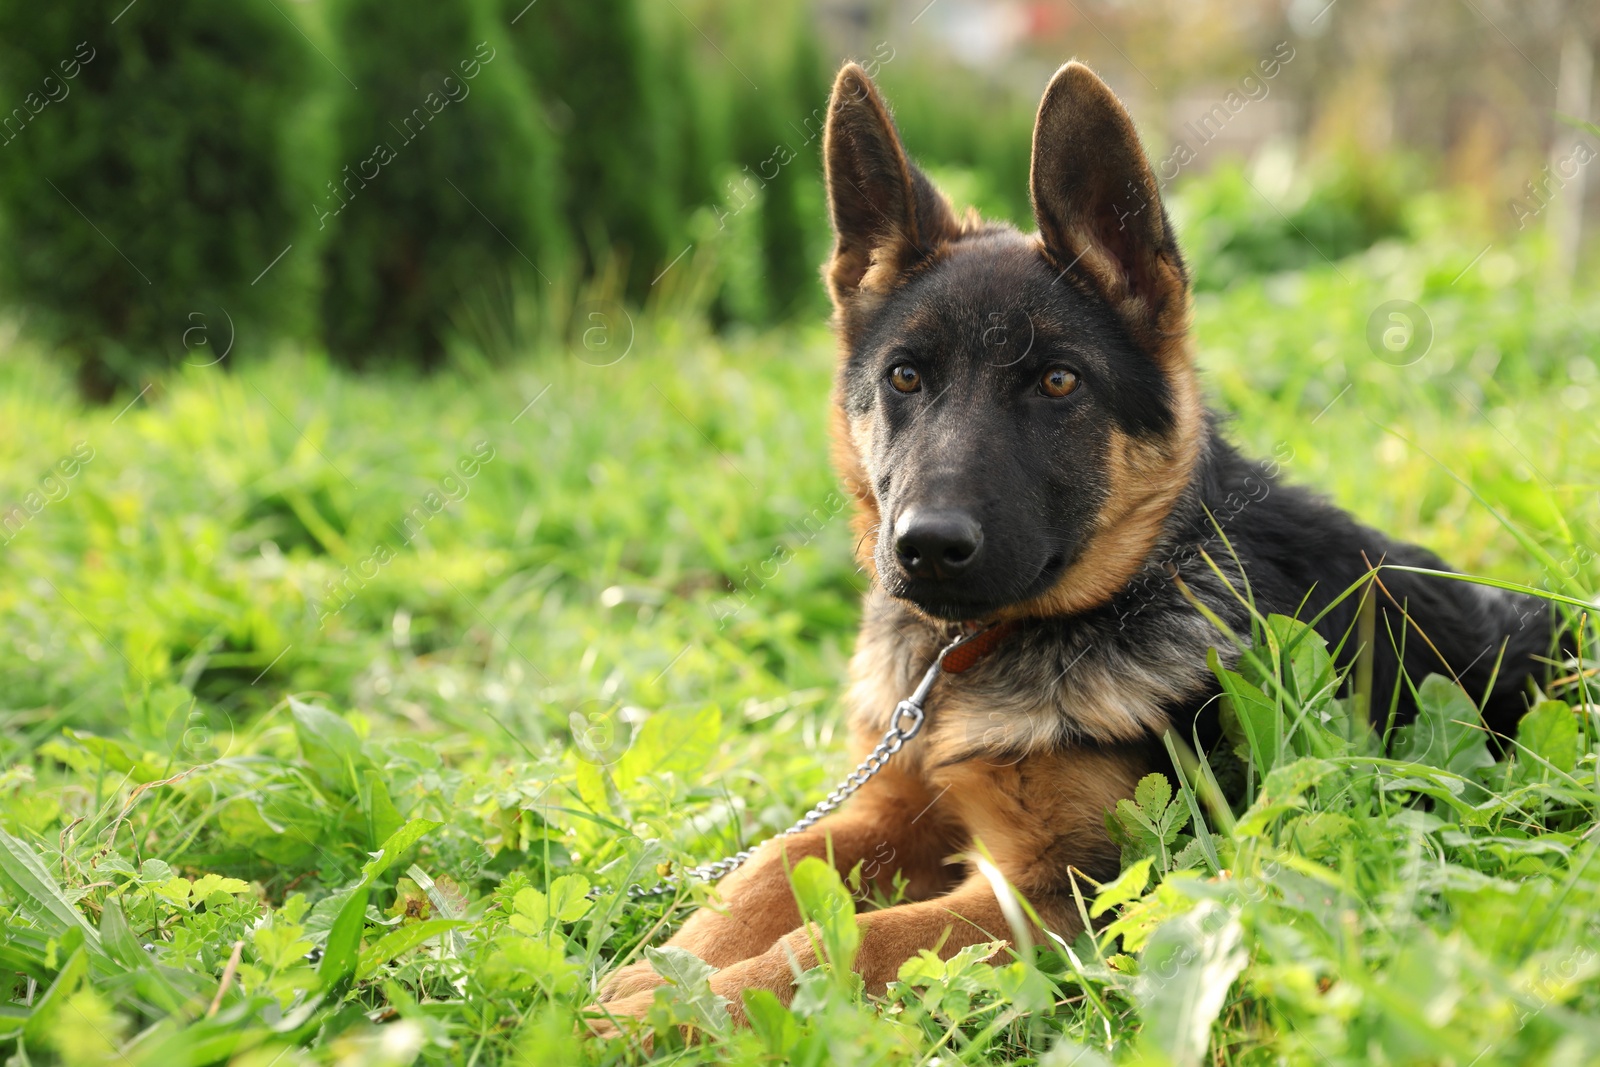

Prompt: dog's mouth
[886,551,1069,621]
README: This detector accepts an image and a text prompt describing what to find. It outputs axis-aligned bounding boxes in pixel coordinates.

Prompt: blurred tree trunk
[1548,29,1593,289]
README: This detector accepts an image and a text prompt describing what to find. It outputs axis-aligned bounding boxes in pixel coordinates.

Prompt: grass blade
[0,828,101,953]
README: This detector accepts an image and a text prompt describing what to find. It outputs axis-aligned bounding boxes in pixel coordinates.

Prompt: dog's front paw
[597,959,668,1003]
[583,987,659,1046]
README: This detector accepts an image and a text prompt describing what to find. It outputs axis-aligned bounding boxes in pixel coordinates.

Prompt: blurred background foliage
[0,0,1594,394]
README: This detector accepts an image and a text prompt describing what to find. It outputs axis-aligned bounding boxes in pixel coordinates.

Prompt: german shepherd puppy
[596,60,1554,1026]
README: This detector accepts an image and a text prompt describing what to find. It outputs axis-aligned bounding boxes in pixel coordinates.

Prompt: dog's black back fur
[1168,433,1554,745]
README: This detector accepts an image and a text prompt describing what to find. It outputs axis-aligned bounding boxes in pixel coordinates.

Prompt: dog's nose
[894,509,984,579]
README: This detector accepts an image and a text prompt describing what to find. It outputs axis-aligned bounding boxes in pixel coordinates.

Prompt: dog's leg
[597,869,1066,1028]
[707,871,1028,1013]
[597,741,1154,1025]
[595,760,961,1003]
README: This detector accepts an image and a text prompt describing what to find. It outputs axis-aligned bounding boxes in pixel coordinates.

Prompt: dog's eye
[889,364,922,393]
[1039,367,1080,398]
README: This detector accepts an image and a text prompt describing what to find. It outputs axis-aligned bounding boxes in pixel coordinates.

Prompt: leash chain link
[614,629,976,900]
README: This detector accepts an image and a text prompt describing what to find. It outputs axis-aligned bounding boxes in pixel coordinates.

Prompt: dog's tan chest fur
[845,591,1231,779]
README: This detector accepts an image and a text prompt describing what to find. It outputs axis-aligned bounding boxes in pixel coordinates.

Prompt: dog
[594,59,1556,1029]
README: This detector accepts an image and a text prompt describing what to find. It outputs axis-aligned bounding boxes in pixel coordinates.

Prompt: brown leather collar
[940,620,1020,674]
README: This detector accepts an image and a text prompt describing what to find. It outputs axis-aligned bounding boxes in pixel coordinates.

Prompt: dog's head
[824,61,1205,622]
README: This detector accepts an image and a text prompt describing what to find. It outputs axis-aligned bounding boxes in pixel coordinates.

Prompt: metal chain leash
[609,627,982,901]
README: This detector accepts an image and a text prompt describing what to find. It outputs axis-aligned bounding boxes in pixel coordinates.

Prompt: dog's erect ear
[1030,62,1187,339]
[824,63,959,314]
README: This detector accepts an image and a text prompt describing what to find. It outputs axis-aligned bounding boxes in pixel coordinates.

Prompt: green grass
[2,212,1600,1065]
